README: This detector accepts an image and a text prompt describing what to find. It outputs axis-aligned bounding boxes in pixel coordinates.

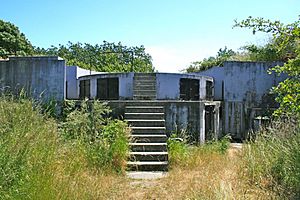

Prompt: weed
[61,99,131,173]
[240,118,300,198]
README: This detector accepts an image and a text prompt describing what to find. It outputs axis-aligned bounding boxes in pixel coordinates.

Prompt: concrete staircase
[125,102,168,171]
[133,73,156,100]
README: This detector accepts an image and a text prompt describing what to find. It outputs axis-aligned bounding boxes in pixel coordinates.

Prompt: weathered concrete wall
[197,61,288,139]
[78,73,134,99]
[66,66,78,99]
[156,73,213,100]
[198,61,286,103]
[0,56,65,101]
[76,72,214,100]
[107,100,221,143]
[195,67,224,100]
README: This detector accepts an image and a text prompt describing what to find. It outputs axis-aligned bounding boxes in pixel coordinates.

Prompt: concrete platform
[127,171,167,180]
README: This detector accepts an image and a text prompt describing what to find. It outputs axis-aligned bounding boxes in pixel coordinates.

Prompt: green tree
[184,47,236,72]
[36,41,154,72]
[234,16,300,116]
[0,19,34,58]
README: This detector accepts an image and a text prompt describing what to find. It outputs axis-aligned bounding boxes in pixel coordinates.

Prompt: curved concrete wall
[78,73,134,100]
[156,73,213,100]
[76,72,213,100]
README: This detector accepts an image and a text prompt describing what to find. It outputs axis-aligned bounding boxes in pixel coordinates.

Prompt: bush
[61,99,131,173]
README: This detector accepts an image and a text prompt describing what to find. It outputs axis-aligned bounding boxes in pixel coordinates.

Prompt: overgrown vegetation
[167,133,231,168]
[0,96,58,198]
[61,99,131,172]
[240,119,300,199]
[0,96,130,199]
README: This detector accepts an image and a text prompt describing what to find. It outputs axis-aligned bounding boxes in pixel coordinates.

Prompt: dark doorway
[180,78,199,100]
[206,80,213,100]
[97,78,119,100]
[79,79,90,99]
[205,105,215,141]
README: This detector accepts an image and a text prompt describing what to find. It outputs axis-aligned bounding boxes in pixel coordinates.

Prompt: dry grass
[2,98,294,199]
[46,144,277,200]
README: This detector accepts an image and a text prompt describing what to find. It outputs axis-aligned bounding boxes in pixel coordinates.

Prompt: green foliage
[0,97,58,199]
[235,16,300,116]
[167,134,189,166]
[239,42,282,61]
[61,99,130,172]
[167,132,231,168]
[35,41,154,72]
[184,47,236,72]
[0,96,132,198]
[204,135,231,155]
[0,19,34,57]
[61,99,111,141]
[240,119,300,198]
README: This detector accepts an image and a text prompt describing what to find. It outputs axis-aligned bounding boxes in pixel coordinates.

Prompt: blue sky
[1,0,299,72]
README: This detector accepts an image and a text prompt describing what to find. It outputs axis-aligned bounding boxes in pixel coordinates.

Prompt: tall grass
[167,132,231,168]
[0,97,58,199]
[240,118,300,199]
[0,97,131,199]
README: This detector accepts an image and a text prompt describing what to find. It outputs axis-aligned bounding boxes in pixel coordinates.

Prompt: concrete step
[130,127,166,134]
[132,134,168,143]
[134,77,156,82]
[127,161,168,171]
[133,77,156,85]
[125,106,164,113]
[133,90,156,96]
[133,85,156,91]
[125,112,164,120]
[130,143,167,152]
[134,81,156,86]
[133,95,157,100]
[125,101,166,107]
[129,152,168,162]
[128,119,165,127]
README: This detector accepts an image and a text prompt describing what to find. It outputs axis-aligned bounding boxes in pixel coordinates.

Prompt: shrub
[61,99,131,173]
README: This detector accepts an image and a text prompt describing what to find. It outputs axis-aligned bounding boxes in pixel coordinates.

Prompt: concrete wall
[0,56,65,101]
[107,100,221,143]
[197,61,288,139]
[76,72,213,100]
[78,73,134,99]
[66,66,78,99]
[195,67,224,100]
[156,73,213,100]
[197,61,286,103]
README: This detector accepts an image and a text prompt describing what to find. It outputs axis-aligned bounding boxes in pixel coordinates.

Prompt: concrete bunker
[72,71,221,143]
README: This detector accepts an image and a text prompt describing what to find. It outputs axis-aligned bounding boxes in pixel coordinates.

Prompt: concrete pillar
[214,104,220,139]
[199,102,205,144]
[90,78,97,98]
